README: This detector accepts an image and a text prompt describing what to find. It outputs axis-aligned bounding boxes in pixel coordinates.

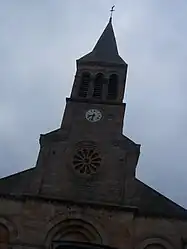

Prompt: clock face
[85,109,102,122]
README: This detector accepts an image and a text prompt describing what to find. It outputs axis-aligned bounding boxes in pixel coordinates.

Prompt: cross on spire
[110,5,115,19]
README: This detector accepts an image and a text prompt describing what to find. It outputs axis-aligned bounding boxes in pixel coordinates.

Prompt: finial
[110,5,115,21]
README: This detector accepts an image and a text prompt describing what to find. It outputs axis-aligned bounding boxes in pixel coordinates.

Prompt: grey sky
[0,0,187,207]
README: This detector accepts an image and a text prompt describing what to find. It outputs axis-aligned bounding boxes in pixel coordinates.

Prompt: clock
[85,109,102,122]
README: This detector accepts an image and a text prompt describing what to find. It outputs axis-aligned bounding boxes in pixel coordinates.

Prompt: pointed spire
[92,17,119,57]
[78,18,126,66]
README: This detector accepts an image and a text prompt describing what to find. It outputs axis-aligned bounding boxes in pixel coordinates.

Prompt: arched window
[93,73,104,99]
[78,72,90,98]
[47,219,102,249]
[0,224,9,249]
[145,245,165,249]
[107,74,118,100]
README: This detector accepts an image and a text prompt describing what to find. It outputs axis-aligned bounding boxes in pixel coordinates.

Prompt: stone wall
[0,197,186,249]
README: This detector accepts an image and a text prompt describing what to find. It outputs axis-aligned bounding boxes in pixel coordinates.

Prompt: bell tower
[62,17,128,137]
[33,18,140,205]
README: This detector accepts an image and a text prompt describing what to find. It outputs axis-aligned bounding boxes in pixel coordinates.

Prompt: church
[0,16,187,249]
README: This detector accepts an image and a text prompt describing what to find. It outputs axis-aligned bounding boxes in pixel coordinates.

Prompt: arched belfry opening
[78,72,91,98]
[93,73,104,99]
[107,74,118,100]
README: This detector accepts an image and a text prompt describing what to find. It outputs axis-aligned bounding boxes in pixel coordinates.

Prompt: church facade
[0,18,187,249]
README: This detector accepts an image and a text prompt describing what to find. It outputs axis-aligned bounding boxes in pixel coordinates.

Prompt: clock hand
[90,114,95,120]
[88,114,95,120]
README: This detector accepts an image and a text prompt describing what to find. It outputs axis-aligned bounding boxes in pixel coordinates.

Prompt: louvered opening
[93,73,104,99]
[107,74,118,100]
[78,72,90,98]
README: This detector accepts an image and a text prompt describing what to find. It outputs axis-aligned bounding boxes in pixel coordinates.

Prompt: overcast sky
[0,0,187,208]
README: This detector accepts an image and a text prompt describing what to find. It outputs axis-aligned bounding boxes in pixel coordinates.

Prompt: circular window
[73,148,101,175]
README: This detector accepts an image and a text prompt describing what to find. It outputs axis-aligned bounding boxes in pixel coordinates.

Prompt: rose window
[73,148,101,175]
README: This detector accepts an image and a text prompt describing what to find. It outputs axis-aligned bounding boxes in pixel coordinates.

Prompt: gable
[125,178,187,219]
[0,165,187,220]
[0,168,35,195]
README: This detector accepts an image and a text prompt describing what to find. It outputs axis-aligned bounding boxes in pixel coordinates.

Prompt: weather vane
[110,5,115,19]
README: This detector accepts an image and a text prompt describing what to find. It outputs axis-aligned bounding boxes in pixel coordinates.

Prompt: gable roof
[0,168,187,219]
[0,168,35,195]
[125,179,187,219]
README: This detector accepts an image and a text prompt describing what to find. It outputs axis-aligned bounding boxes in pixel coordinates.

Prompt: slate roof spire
[78,17,126,66]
